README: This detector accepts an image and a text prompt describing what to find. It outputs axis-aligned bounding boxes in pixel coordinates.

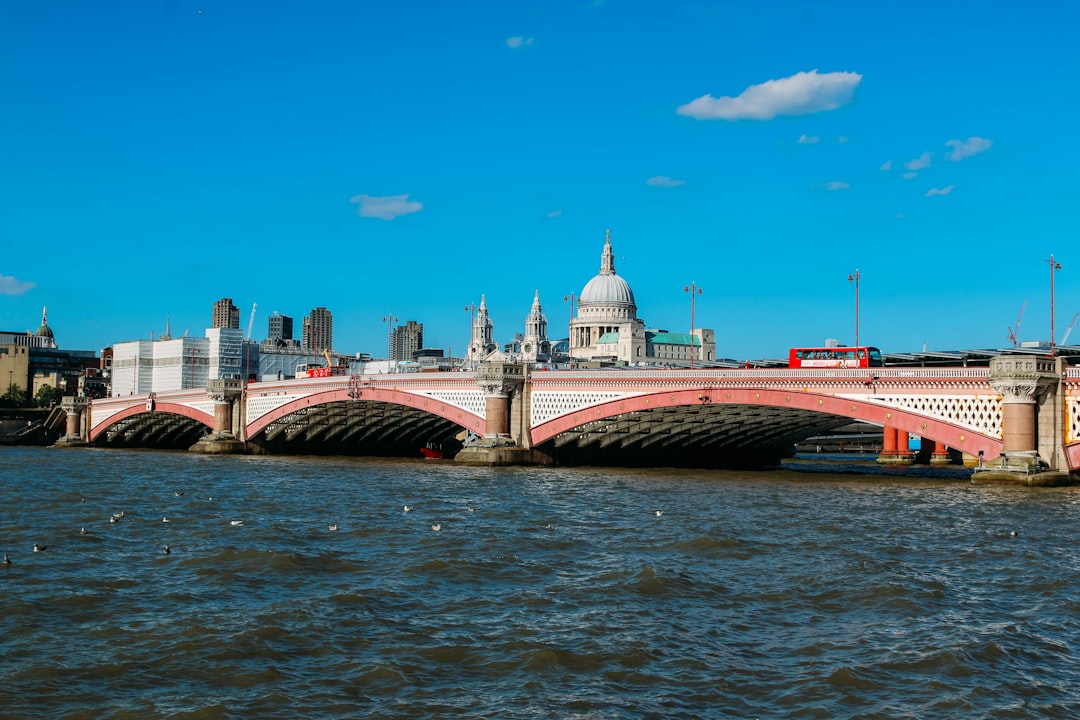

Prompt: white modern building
[111,328,250,396]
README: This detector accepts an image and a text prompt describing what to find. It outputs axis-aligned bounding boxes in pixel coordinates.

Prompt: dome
[35,306,54,339]
[580,273,635,306]
[578,230,637,309]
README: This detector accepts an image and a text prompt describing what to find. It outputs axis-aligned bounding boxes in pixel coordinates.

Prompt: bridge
[57,355,1080,481]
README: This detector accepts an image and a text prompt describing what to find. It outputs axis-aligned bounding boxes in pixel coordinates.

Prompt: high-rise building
[302,307,333,351]
[267,312,294,345]
[391,321,423,361]
[212,298,240,329]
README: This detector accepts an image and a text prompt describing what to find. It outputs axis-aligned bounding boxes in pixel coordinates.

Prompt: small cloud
[901,171,917,180]
[0,274,35,296]
[837,136,849,144]
[350,193,424,221]
[817,181,850,191]
[945,136,991,161]
[880,160,892,171]
[646,175,686,188]
[925,185,955,197]
[905,151,932,171]
[506,36,534,49]
[798,134,820,144]
[677,69,862,121]
[546,209,563,218]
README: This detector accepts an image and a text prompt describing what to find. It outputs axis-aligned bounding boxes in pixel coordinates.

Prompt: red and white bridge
[75,357,1080,473]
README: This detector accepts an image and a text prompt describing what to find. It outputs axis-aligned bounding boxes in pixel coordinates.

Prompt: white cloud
[945,136,991,161]
[0,274,35,295]
[905,151,932,171]
[818,181,850,191]
[880,160,892,170]
[646,175,686,187]
[546,209,563,218]
[837,136,849,144]
[925,185,955,197]
[798,134,819,144]
[350,193,423,220]
[901,171,917,180]
[506,36,534,49]
[676,69,862,121]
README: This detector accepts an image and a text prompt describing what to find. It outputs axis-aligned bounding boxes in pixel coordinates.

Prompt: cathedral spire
[599,228,616,276]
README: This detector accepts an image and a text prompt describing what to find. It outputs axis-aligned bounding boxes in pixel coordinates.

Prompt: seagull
[163,544,171,555]
[80,527,87,535]
[33,543,46,552]
[403,505,412,513]
[2,554,10,565]
[328,524,338,531]
[230,520,244,527]
[174,491,185,497]
[1010,530,1018,537]
[431,523,441,532]
[112,512,125,520]
[467,507,475,513]
[655,510,664,517]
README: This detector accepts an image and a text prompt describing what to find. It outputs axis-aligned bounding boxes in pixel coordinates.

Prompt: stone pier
[974,355,1070,484]
[189,379,246,454]
[54,396,89,447]
[456,360,552,466]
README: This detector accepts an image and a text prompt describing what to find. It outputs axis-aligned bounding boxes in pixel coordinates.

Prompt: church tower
[467,294,496,364]
[521,290,549,363]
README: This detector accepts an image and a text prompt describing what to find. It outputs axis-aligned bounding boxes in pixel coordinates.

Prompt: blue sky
[3,1,1079,361]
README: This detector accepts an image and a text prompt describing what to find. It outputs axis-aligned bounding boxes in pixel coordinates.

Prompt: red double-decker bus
[789,346,883,368]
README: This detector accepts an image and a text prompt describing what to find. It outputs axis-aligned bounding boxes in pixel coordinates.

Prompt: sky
[3,1,1079,362]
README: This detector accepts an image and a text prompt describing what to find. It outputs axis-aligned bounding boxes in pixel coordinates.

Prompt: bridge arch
[531,387,1003,464]
[89,402,215,447]
[245,387,485,455]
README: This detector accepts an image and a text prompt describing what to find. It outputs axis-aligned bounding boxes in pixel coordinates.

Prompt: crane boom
[1061,312,1080,346]
[246,302,257,341]
[1007,300,1027,347]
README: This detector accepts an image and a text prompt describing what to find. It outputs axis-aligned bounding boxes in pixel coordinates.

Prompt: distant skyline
[3,1,1078,360]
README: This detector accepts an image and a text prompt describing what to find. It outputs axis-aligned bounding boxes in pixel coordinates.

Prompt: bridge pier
[877,426,912,465]
[189,379,246,455]
[974,355,1070,484]
[456,361,552,466]
[54,396,89,447]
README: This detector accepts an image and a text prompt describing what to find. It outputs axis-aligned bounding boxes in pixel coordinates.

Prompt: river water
[2,447,1077,719]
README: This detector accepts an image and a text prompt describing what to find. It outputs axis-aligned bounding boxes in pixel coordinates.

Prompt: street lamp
[1048,254,1062,357]
[382,313,397,373]
[563,292,576,368]
[684,282,702,369]
[848,269,861,350]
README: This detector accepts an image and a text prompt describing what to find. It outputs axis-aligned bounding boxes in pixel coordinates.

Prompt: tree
[35,384,62,408]
[2,384,28,407]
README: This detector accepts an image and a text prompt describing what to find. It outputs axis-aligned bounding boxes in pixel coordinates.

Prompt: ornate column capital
[475,361,525,397]
[207,378,244,403]
[988,355,1059,403]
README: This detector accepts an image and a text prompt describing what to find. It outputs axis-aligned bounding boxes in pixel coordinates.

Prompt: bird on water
[2,554,10,565]
[163,544,171,555]
[33,544,46,552]
[431,523,441,532]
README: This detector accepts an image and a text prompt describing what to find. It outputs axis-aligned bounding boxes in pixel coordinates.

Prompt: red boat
[420,443,445,459]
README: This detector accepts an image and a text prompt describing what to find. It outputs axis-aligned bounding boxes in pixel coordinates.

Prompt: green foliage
[2,383,28,407]
[34,384,62,408]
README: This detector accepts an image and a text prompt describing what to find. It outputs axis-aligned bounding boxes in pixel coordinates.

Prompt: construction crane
[246,302,257,341]
[1007,300,1027,347]
[1060,312,1080,346]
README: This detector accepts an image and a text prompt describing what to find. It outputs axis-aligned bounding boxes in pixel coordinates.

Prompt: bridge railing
[531,367,992,382]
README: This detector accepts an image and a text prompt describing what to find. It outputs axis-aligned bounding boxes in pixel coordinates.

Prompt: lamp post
[1048,254,1062,357]
[848,269,861,350]
[563,292,576,368]
[684,283,702,369]
[382,313,397,373]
